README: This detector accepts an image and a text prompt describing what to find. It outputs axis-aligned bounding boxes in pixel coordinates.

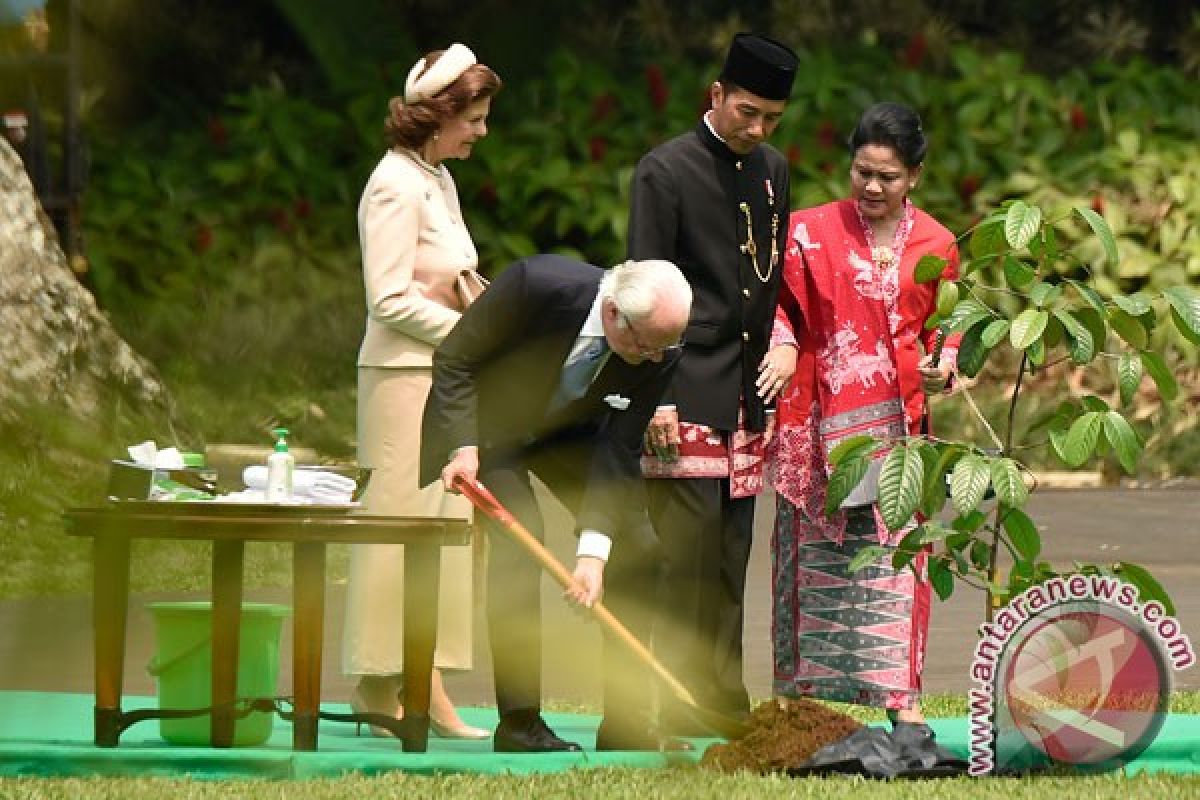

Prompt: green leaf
[1002,506,1041,561]
[1074,308,1108,355]
[828,435,876,465]
[956,319,992,378]
[1140,351,1179,403]
[1049,428,1070,463]
[878,444,924,531]
[936,281,960,318]
[1067,278,1106,314]
[944,299,993,334]
[1009,309,1049,350]
[1075,206,1119,265]
[981,318,1011,349]
[969,539,992,570]
[920,446,960,518]
[1116,353,1143,407]
[1005,200,1042,250]
[914,254,949,284]
[1003,255,1036,290]
[950,455,991,516]
[1163,286,1200,345]
[1081,395,1111,413]
[826,454,870,515]
[1063,412,1103,467]
[969,218,1008,261]
[1109,309,1148,349]
[1029,281,1062,308]
[1103,411,1141,474]
[919,522,954,544]
[1052,309,1095,365]
[1116,561,1175,616]
[951,509,989,533]
[1112,293,1153,318]
[990,458,1029,509]
[847,544,891,574]
[929,558,955,600]
[1027,335,1046,366]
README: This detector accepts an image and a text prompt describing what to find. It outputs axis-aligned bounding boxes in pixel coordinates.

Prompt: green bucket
[146,601,290,746]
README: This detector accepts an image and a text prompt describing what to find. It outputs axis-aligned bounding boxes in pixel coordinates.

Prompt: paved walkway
[2,488,1196,707]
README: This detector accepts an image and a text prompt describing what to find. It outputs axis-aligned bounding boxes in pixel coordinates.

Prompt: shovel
[455,476,750,740]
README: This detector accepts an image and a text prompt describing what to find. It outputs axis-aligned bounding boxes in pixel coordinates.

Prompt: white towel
[242,466,356,494]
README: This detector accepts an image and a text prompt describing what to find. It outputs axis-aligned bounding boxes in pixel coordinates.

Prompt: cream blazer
[356,149,479,368]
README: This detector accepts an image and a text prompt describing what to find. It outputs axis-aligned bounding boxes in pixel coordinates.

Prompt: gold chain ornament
[738,202,778,284]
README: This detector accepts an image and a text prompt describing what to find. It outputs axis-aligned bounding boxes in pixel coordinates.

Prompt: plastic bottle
[265,428,294,502]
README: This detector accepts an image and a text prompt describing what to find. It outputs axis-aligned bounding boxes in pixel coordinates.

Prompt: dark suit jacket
[628,121,789,432]
[419,255,680,538]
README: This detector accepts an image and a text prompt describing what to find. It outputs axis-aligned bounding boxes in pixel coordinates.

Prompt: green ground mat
[1,692,1197,779]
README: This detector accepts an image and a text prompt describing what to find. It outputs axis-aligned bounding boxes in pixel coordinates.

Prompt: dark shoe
[595,718,694,752]
[494,712,582,753]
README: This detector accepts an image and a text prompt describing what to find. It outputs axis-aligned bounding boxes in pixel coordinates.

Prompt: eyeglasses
[621,313,684,358]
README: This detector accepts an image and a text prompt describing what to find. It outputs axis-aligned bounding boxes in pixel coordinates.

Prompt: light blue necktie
[549,336,609,412]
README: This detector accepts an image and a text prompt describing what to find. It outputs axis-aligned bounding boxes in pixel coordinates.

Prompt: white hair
[599,259,692,325]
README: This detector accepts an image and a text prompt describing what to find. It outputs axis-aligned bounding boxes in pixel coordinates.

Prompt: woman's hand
[757,344,798,403]
[918,353,953,395]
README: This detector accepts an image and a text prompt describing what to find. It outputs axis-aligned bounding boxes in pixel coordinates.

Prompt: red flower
[294,197,312,219]
[959,174,981,204]
[589,136,608,163]
[816,119,837,151]
[269,207,292,233]
[1069,104,1088,132]
[645,64,669,113]
[1091,192,1105,215]
[193,224,213,254]
[901,32,928,69]
[207,116,228,148]
[591,92,617,122]
[786,144,803,166]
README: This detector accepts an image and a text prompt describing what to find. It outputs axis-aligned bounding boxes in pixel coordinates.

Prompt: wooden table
[63,502,470,752]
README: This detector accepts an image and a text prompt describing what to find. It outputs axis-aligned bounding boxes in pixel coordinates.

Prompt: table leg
[292,541,326,751]
[93,534,131,747]
[211,539,245,748]
[402,541,442,753]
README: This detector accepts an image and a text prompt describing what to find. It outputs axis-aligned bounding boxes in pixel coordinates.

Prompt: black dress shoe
[595,718,695,752]
[494,712,582,753]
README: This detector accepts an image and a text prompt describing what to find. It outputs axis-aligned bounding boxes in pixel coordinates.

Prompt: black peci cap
[718,32,798,101]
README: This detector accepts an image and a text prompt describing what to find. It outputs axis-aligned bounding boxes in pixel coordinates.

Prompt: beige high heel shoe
[350,676,404,738]
[428,670,491,740]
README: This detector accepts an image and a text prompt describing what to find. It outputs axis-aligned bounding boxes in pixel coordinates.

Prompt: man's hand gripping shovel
[454,476,750,740]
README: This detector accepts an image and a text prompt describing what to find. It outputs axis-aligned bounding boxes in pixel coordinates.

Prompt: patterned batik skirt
[771,498,931,710]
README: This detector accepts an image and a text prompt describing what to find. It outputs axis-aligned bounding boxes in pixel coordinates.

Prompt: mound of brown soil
[701,699,863,773]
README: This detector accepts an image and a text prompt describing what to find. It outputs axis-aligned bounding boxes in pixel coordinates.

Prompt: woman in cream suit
[342,43,501,739]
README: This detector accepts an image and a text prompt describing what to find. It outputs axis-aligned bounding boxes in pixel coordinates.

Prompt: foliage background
[2,0,1198,596]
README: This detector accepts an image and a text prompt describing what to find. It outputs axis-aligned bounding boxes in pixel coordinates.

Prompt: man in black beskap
[615,32,799,737]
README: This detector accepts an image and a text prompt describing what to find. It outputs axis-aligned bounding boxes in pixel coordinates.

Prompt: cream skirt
[341,366,474,675]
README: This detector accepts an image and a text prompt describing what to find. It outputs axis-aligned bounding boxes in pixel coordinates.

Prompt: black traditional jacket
[627,120,790,432]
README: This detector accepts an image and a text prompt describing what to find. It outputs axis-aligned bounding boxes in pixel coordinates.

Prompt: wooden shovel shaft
[455,478,698,707]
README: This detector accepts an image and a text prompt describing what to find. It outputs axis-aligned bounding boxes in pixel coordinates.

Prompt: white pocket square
[604,394,631,410]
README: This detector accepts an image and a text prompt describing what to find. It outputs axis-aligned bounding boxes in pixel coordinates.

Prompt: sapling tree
[836,200,1199,620]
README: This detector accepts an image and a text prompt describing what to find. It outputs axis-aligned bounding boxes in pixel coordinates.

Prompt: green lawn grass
[3,692,1200,798]
[2,767,1198,799]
